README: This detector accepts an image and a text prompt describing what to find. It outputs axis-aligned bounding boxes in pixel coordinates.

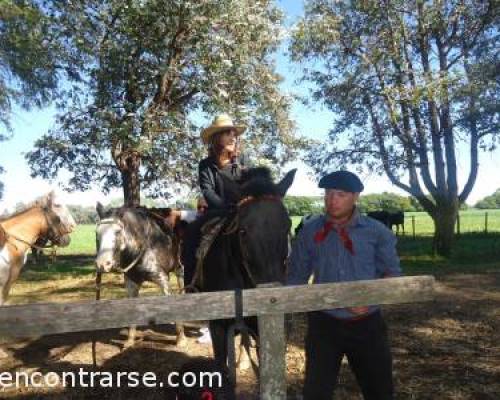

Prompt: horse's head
[95,204,146,273]
[40,191,76,247]
[222,167,296,286]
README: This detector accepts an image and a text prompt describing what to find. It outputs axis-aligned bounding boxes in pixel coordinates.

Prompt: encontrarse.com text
[0,369,222,389]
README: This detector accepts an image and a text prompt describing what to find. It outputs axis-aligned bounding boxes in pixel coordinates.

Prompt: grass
[292,209,500,236]
[12,210,498,304]
[57,224,96,255]
[291,212,500,276]
[405,209,500,236]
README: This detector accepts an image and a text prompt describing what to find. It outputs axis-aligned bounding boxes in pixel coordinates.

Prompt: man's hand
[347,306,370,315]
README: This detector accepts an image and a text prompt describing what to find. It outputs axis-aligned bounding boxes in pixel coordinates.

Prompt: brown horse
[0,191,76,306]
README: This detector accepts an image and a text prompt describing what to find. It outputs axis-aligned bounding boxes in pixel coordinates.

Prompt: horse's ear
[96,202,105,219]
[277,169,297,197]
[46,190,56,206]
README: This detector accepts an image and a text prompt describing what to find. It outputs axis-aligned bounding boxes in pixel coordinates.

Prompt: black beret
[318,170,364,192]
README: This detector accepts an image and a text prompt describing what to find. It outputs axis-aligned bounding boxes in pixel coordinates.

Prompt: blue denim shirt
[287,210,402,319]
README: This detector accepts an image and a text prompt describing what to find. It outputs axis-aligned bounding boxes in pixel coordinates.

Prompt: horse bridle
[1,206,71,250]
[96,216,147,274]
[224,194,287,288]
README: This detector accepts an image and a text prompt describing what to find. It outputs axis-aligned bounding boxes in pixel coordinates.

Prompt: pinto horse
[198,167,296,377]
[95,204,185,347]
[0,191,76,306]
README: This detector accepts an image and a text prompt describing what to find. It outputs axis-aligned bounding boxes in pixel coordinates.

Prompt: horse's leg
[209,320,228,367]
[158,272,186,346]
[236,332,252,371]
[0,266,11,358]
[124,276,141,348]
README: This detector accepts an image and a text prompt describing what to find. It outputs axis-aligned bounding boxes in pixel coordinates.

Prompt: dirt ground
[1,272,499,399]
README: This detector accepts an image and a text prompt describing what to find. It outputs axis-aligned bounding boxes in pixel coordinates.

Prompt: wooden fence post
[412,216,416,239]
[258,283,286,400]
[485,212,488,234]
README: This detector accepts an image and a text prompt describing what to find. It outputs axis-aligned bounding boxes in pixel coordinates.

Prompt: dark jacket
[198,156,243,210]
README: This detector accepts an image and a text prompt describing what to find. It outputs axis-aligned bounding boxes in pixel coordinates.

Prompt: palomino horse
[95,204,185,347]
[197,167,296,382]
[0,191,76,306]
[0,191,76,358]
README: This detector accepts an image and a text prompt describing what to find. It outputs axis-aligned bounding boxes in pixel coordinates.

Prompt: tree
[0,0,81,199]
[26,0,306,206]
[291,0,499,256]
[358,192,413,212]
[284,196,322,216]
[475,188,500,209]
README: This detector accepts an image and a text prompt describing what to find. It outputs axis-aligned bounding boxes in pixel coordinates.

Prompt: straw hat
[201,114,246,144]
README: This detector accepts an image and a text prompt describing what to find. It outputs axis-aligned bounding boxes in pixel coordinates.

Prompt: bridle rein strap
[96,217,146,274]
[227,194,285,288]
[1,206,68,251]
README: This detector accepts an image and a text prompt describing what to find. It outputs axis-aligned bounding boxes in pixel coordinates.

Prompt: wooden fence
[0,276,435,399]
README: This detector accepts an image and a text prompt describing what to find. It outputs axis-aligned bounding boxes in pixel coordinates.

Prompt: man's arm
[287,229,314,285]
[375,227,402,278]
[199,163,225,209]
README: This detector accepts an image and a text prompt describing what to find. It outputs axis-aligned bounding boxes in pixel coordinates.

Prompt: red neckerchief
[314,217,355,255]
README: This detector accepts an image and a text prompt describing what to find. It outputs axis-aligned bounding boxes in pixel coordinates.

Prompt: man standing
[287,170,401,400]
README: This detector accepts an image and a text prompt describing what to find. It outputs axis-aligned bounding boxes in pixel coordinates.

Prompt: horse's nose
[96,259,112,272]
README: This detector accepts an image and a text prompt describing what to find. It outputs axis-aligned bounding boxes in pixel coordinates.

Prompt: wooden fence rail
[0,276,435,399]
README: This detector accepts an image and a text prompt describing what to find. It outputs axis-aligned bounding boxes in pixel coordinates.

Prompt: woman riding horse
[180,114,248,289]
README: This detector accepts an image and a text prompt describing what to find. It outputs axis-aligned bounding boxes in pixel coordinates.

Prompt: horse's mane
[240,167,279,198]
[0,193,52,221]
[109,206,170,240]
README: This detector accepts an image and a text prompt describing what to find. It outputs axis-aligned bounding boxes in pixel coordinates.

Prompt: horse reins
[224,194,284,288]
[0,206,70,251]
[95,217,147,274]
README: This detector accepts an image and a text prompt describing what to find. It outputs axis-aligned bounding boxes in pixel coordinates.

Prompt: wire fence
[402,210,500,238]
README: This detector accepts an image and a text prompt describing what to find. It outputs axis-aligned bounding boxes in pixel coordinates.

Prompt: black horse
[197,167,296,375]
[95,204,184,346]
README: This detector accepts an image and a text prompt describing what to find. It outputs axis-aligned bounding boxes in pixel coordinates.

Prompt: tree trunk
[431,203,458,257]
[120,151,141,207]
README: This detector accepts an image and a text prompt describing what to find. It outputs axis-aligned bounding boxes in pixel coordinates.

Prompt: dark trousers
[303,311,394,400]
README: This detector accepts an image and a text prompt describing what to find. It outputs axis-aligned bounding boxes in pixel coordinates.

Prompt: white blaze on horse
[0,191,76,306]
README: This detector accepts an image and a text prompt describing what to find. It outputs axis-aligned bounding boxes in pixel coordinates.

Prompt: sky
[0,0,499,211]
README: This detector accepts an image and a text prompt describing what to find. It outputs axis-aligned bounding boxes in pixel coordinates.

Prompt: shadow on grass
[21,255,95,281]
[398,232,500,276]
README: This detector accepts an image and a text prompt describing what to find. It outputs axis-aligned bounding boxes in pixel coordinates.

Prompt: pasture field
[49,209,500,258]
[3,216,500,399]
[292,209,500,236]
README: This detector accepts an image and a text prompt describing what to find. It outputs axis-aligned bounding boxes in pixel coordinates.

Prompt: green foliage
[26,0,308,201]
[0,0,83,197]
[284,196,322,216]
[358,192,412,212]
[475,188,500,209]
[291,0,499,255]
